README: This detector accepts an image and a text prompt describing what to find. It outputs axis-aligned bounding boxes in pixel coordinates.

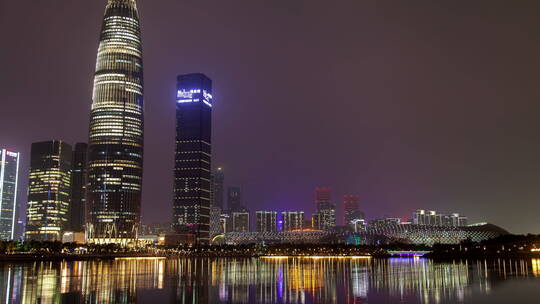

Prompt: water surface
[1,257,539,303]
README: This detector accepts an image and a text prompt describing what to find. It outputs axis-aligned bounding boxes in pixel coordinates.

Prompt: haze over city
[1,0,540,234]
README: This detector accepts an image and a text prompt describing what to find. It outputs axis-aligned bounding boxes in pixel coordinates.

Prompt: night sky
[1,0,540,234]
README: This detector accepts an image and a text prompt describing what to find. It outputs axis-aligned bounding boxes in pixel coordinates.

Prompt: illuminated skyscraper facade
[315,187,336,230]
[25,141,72,241]
[86,0,144,244]
[173,73,213,244]
[256,211,277,232]
[211,168,224,209]
[282,211,305,231]
[0,149,20,240]
[232,212,250,232]
[70,143,87,232]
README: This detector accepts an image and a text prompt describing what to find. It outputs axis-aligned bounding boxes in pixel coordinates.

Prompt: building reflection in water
[532,259,540,277]
[0,257,539,303]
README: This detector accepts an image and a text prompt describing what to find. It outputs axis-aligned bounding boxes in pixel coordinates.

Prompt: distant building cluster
[208,186,367,242]
[412,209,467,227]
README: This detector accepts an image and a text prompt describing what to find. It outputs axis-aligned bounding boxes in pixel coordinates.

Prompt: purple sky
[1,0,540,234]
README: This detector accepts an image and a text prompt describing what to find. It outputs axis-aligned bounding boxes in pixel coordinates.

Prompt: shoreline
[0,253,166,262]
[0,252,538,262]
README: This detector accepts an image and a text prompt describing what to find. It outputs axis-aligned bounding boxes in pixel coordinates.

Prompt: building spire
[107,0,137,8]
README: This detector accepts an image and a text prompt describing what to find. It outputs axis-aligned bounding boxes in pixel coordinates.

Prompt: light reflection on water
[0,257,538,303]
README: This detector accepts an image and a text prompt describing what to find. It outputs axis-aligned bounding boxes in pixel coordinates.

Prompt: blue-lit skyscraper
[0,149,20,240]
[173,73,213,244]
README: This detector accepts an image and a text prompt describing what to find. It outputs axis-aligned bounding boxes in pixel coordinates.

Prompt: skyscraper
[232,212,250,232]
[86,0,144,244]
[282,211,305,231]
[211,168,224,209]
[312,213,321,230]
[315,187,335,230]
[0,149,20,240]
[172,73,213,244]
[343,195,364,227]
[227,186,242,212]
[70,143,87,232]
[256,211,277,232]
[25,141,72,241]
[209,206,222,237]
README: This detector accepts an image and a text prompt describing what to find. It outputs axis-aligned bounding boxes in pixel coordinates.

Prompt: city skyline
[2,0,540,234]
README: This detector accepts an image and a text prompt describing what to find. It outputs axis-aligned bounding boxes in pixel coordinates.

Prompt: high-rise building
[312,213,321,230]
[86,0,145,244]
[232,212,249,232]
[211,168,224,209]
[343,195,364,227]
[220,213,231,234]
[256,211,277,233]
[0,149,20,240]
[227,186,242,212]
[70,143,87,232]
[315,187,335,230]
[282,211,305,231]
[25,141,72,241]
[209,206,222,238]
[172,73,213,244]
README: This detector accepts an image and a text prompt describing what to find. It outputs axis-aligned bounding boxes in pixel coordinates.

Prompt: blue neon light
[177,89,212,107]
[387,251,429,257]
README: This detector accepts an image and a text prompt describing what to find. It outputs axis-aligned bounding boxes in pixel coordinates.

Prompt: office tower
[0,149,20,240]
[86,0,145,244]
[256,211,277,233]
[312,213,321,230]
[25,141,72,241]
[343,195,365,227]
[232,212,249,232]
[282,211,305,231]
[70,143,87,232]
[220,213,231,233]
[315,187,335,230]
[209,206,222,237]
[227,186,242,212]
[211,168,224,209]
[172,73,213,244]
